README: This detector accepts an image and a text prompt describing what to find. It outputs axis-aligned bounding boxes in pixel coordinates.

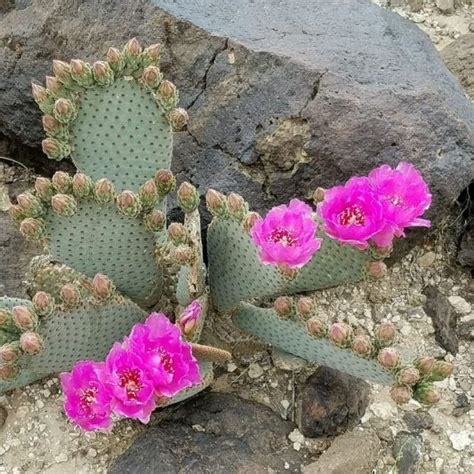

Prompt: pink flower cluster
[250,162,431,267]
[60,310,202,431]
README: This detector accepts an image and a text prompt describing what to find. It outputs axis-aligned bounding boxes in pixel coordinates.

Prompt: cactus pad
[208,217,372,311]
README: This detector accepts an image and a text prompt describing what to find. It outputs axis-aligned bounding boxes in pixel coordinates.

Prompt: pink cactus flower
[127,313,201,398]
[60,361,113,431]
[250,199,322,268]
[104,343,156,423]
[368,162,431,246]
[317,177,387,249]
[178,300,202,335]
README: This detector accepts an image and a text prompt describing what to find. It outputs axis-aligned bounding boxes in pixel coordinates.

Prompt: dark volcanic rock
[297,366,370,438]
[423,285,459,354]
[0,0,473,237]
[392,431,423,474]
[110,392,311,474]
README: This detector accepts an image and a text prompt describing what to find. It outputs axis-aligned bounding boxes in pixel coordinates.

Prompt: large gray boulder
[0,0,472,232]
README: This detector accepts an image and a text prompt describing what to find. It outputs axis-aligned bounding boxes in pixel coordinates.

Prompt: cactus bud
[154,169,176,196]
[0,342,20,363]
[390,384,413,405]
[328,322,352,346]
[206,189,228,218]
[414,383,441,405]
[52,60,71,80]
[306,316,327,336]
[32,291,55,317]
[52,171,73,193]
[123,38,142,73]
[138,179,158,209]
[116,190,142,217]
[60,284,80,306]
[157,80,178,111]
[92,273,115,299]
[227,192,248,221]
[70,59,94,87]
[367,261,387,279]
[177,182,200,213]
[277,263,298,280]
[12,306,38,331]
[92,61,114,86]
[273,296,293,318]
[144,209,166,232]
[42,114,61,134]
[243,211,261,233]
[430,361,454,381]
[144,43,161,62]
[375,320,396,345]
[19,218,46,242]
[106,47,124,73]
[173,244,194,265]
[94,178,115,203]
[0,309,13,328]
[398,367,420,385]
[72,173,94,198]
[415,356,435,375]
[167,222,187,246]
[296,297,314,317]
[45,75,61,93]
[125,37,142,55]
[9,204,25,223]
[142,65,163,88]
[377,347,400,369]
[42,137,70,160]
[51,193,77,217]
[351,334,372,356]
[16,192,44,217]
[0,363,15,380]
[53,98,77,124]
[35,177,55,202]
[372,245,393,259]
[19,331,43,354]
[168,108,189,130]
[312,187,325,203]
[32,82,48,103]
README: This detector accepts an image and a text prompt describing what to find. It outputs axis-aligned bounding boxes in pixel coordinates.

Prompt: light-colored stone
[288,428,305,445]
[247,362,264,379]
[370,401,397,420]
[436,0,454,14]
[448,296,471,315]
[302,429,381,474]
[418,252,436,268]
[448,431,472,451]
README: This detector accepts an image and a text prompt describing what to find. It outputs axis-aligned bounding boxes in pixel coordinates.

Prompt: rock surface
[297,366,370,437]
[392,431,423,474]
[423,285,459,354]
[302,429,380,474]
[0,0,472,235]
[110,392,312,473]
[441,33,474,99]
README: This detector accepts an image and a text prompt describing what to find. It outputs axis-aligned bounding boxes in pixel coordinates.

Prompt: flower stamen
[338,205,366,226]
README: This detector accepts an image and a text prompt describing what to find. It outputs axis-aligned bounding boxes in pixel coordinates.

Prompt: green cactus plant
[206,191,452,405]
[0,39,230,401]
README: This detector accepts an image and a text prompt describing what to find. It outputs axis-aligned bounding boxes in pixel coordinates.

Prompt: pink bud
[158,80,176,99]
[277,263,298,279]
[375,320,396,344]
[168,108,189,130]
[60,284,80,306]
[70,59,86,76]
[312,187,325,203]
[42,115,60,133]
[19,218,43,240]
[9,204,24,223]
[31,83,48,102]
[377,347,400,369]
[16,192,37,212]
[107,47,122,63]
[125,37,141,55]
[415,356,435,375]
[32,291,53,314]
[54,98,73,116]
[42,138,60,157]
[273,296,293,318]
[243,212,261,232]
[52,60,70,79]
[328,322,352,346]
[306,316,326,336]
[20,331,43,354]
[51,193,77,216]
[367,261,387,279]
[173,245,194,265]
[415,384,441,405]
[72,173,93,197]
[177,182,199,213]
[227,192,247,218]
[154,170,176,195]
[168,222,187,245]
[12,305,37,331]
[116,190,138,208]
[205,189,227,217]
[390,384,413,405]
[296,297,314,317]
[398,367,420,385]
[144,210,166,231]
[35,177,53,198]
[94,178,115,202]
[0,343,20,363]
[45,75,61,93]
[92,61,108,78]
[0,363,15,380]
[52,171,72,193]
[351,334,372,356]
[145,43,161,61]
[431,361,454,381]
[92,273,113,298]
[142,65,162,87]
[0,309,11,326]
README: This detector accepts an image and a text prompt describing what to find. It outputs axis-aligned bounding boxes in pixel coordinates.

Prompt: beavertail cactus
[206,165,450,406]
[1,39,226,406]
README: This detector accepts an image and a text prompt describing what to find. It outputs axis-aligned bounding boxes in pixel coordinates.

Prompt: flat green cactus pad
[208,218,371,311]
[70,78,172,192]
[46,201,163,307]
[233,303,394,385]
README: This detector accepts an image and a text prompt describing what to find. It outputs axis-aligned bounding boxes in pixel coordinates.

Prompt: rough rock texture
[441,34,474,100]
[302,429,381,474]
[110,392,313,473]
[392,431,423,474]
[297,366,370,438]
[423,285,459,354]
[0,0,473,235]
